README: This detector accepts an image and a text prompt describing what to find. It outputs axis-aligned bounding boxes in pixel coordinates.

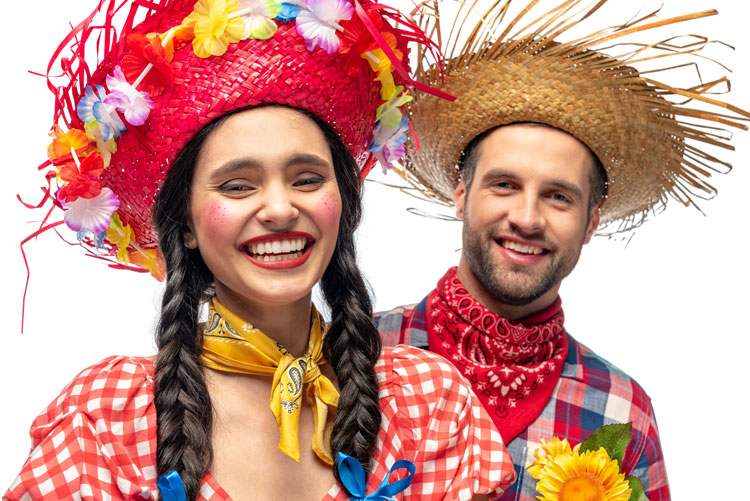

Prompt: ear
[583,205,601,244]
[184,220,198,249]
[454,181,467,219]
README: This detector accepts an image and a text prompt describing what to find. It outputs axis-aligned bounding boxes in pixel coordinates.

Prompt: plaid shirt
[376,295,671,501]
[6,346,514,500]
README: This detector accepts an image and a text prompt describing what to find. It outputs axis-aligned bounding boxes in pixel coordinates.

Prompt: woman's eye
[294,176,325,188]
[219,182,254,193]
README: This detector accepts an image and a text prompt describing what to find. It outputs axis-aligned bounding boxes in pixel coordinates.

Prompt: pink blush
[202,201,229,226]
[316,192,342,224]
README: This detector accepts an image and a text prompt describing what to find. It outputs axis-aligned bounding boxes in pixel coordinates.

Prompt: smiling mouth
[241,237,312,262]
[497,238,549,256]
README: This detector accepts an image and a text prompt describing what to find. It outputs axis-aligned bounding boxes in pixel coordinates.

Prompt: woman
[7,0,515,499]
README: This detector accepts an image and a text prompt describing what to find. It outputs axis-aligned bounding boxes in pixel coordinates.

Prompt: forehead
[474,124,595,189]
[196,107,332,174]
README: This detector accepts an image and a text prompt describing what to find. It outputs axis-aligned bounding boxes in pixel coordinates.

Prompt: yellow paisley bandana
[200,298,339,464]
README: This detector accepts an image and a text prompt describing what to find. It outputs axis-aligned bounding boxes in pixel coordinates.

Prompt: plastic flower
[105,66,154,126]
[76,85,127,142]
[238,0,281,39]
[369,114,409,171]
[191,0,246,58]
[106,213,135,264]
[57,150,105,203]
[529,446,632,501]
[84,122,117,168]
[295,0,353,54]
[129,248,166,281]
[374,86,412,128]
[123,33,175,97]
[47,127,93,165]
[275,1,302,21]
[361,32,402,74]
[63,187,119,234]
[161,23,196,56]
[337,9,383,75]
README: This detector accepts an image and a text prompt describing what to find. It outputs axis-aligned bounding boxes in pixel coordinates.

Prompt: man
[375,1,748,499]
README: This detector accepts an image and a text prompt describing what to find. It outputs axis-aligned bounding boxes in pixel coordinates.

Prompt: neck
[455,257,561,321]
[214,283,313,357]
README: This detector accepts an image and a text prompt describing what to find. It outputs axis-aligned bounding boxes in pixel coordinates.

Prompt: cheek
[313,192,342,232]
[195,200,235,238]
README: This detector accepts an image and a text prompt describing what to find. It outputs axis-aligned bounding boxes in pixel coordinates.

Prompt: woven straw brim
[398,0,750,232]
[405,48,685,226]
[101,9,379,248]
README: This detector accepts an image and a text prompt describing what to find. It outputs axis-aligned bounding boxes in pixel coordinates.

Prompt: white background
[2,0,749,499]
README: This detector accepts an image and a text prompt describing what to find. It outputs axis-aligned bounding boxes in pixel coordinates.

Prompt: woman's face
[185,107,342,312]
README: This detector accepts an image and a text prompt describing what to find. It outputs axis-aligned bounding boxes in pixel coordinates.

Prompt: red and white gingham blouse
[5,345,515,500]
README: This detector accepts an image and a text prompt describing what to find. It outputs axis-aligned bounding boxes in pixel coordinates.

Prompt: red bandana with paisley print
[427,267,568,443]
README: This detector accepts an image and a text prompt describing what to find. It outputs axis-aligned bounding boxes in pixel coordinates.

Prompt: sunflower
[528,444,632,501]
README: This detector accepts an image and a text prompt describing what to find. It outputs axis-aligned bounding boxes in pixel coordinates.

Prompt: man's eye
[495,181,513,189]
[551,193,569,202]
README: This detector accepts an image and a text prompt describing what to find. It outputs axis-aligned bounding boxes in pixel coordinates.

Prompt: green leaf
[626,475,649,501]
[579,423,632,466]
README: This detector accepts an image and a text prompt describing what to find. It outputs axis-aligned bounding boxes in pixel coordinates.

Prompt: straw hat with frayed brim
[398,0,750,232]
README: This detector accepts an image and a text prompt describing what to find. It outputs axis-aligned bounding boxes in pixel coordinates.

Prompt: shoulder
[375,296,430,348]
[52,355,155,412]
[29,355,156,441]
[5,356,158,500]
[376,344,471,401]
[568,336,653,414]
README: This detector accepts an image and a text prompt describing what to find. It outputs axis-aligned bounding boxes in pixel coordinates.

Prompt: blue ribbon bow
[156,470,187,501]
[337,452,416,500]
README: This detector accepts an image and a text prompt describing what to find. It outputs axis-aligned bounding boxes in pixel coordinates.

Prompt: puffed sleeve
[377,345,516,500]
[4,356,158,500]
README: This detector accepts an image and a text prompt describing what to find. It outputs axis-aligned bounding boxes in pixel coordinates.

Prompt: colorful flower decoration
[295,0,353,54]
[84,122,117,168]
[528,424,649,501]
[105,66,154,126]
[238,0,281,39]
[369,114,409,172]
[122,33,175,96]
[191,0,246,58]
[335,6,382,73]
[47,127,93,165]
[57,151,105,203]
[77,85,128,142]
[275,1,302,21]
[44,0,431,280]
[63,187,119,235]
[106,213,135,265]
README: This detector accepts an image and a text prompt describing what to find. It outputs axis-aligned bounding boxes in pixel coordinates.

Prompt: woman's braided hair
[151,104,381,499]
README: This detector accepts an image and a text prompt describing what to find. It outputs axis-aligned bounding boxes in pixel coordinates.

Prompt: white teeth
[246,238,309,257]
[503,240,543,255]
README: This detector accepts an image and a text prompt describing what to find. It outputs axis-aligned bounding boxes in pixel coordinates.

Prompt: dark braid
[152,111,236,500]
[151,104,381,497]
[309,115,383,484]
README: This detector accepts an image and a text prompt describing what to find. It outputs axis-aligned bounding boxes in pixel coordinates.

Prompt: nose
[507,193,545,235]
[256,182,299,227]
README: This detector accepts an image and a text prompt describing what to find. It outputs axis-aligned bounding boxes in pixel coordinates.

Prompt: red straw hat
[25,0,447,280]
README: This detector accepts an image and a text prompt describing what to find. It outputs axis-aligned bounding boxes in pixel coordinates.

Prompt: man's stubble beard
[461,211,585,307]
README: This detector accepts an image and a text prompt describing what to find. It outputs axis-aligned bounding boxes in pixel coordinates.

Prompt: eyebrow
[208,153,332,180]
[481,168,585,200]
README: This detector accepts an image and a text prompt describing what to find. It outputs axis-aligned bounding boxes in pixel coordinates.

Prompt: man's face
[454,124,600,315]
